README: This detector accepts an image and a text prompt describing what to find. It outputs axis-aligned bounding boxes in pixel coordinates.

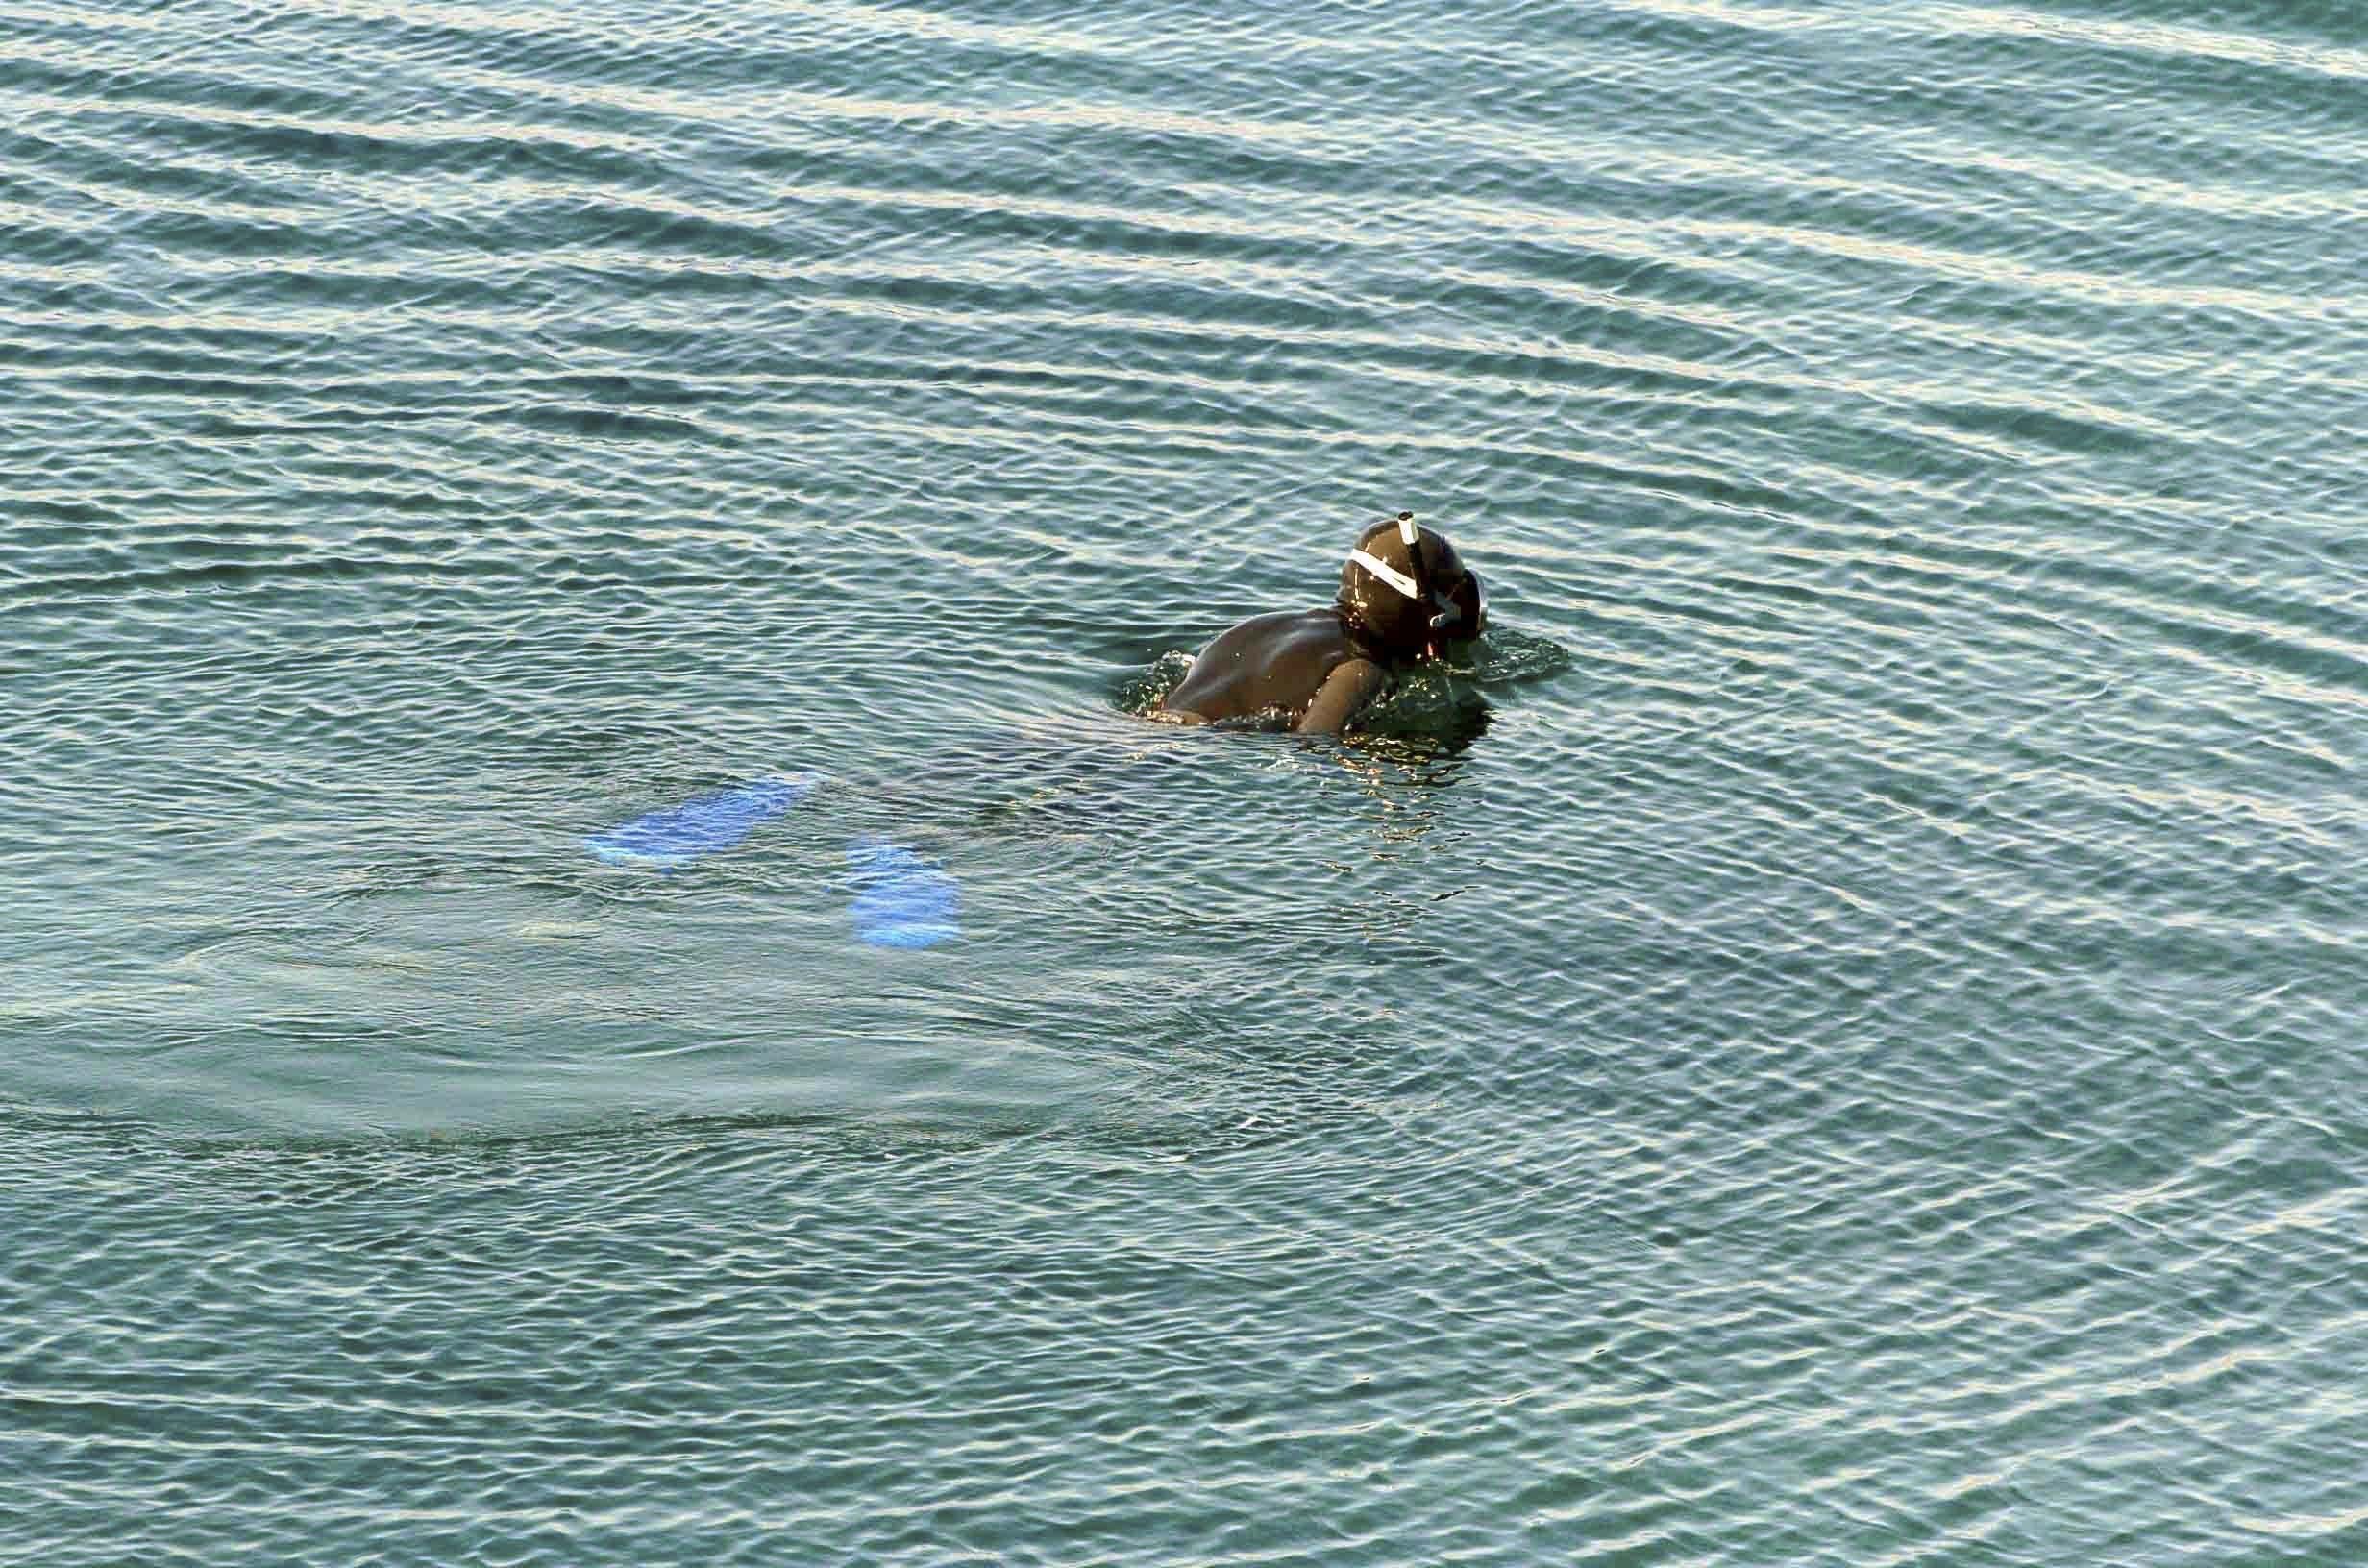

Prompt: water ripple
[5,0,2366,1561]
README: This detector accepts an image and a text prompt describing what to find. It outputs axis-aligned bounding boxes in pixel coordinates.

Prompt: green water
[4,1,2363,1562]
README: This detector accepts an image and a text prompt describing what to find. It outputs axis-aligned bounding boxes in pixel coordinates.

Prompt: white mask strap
[1348,549,1420,600]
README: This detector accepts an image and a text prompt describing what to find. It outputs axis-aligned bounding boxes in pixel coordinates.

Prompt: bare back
[1155,608,1390,733]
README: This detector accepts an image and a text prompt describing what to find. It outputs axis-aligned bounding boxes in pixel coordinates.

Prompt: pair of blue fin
[583,775,959,949]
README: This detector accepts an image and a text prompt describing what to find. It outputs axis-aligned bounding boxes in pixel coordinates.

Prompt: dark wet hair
[1337,512,1484,656]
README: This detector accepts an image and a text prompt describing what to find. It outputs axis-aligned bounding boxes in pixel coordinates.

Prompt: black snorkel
[1395,511,1438,661]
[1405,511,1487,651]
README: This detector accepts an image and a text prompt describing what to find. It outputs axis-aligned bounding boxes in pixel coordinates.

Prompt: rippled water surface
[5,0,2365,1562]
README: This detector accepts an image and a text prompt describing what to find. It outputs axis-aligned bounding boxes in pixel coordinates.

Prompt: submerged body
[1154,608,1390,733]
[1154,512,1488,736]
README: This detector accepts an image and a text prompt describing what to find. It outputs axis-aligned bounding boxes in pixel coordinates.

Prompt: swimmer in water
[1155,512,1487,734]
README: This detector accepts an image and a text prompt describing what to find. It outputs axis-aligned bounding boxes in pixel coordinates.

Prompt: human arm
[1295,658,1389,735]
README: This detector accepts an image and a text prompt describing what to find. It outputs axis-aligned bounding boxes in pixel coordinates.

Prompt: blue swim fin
[584,773,820,869]
[846,835,961,948]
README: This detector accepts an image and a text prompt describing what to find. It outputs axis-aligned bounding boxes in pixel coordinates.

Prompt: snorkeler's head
[1337,512,1487,657]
